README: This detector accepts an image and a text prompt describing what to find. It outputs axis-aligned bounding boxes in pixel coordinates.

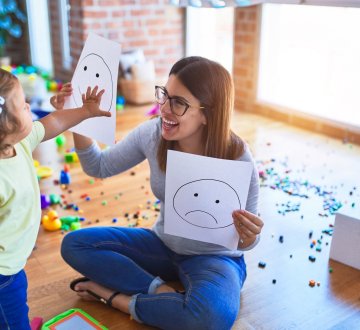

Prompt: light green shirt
[0,121,45,275]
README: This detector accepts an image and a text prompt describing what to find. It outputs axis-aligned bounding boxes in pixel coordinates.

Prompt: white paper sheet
[164,150,253,250]
[64,33,121,145]
[330,212,360,270]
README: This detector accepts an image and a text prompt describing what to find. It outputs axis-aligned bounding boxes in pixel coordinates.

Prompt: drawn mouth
[185,210,218,224]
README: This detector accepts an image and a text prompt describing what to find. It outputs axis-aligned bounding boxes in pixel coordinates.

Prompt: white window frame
[58,0,71,70]
[303,0,360,7]
[186,6,234,74]
[26,0,53,74]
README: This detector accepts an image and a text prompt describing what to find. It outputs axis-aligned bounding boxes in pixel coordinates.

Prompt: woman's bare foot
[74,280,131,313]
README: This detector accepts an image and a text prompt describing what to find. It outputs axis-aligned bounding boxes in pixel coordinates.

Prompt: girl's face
[2,81,32,146]
[160,75,207,150]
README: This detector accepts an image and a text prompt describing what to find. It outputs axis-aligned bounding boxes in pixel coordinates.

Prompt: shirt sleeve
[25,121,45,152]
[75,119,156,178]
[240,144,259,215]
[237,143,261,251]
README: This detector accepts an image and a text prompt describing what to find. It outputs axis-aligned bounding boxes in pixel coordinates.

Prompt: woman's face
[160,74,207,147]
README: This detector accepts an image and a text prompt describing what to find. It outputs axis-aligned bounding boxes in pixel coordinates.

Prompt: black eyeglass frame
[155,85,205,117]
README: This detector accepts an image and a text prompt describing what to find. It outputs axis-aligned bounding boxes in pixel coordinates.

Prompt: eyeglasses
[155,86,205,116]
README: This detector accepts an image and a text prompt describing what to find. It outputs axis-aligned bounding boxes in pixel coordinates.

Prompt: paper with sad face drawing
[165,150,253,250]
[64,33,121,145]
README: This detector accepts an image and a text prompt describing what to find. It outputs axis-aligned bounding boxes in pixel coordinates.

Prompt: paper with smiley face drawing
[165,150,253,250]
[64,33,121,145]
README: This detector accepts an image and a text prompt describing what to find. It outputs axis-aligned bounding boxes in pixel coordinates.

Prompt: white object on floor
[330,212,360,270]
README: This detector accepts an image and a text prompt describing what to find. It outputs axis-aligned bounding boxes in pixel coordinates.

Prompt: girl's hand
[50,82,73,109]
[232,209,263,244]
[81,86,111,118]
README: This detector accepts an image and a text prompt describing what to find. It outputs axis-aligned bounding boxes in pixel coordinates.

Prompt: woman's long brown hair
[157,56,244,171]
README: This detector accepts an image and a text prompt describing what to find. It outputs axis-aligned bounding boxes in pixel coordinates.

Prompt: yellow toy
[64,151,79,163]
[34,160,53,179]
[42,210,62,231]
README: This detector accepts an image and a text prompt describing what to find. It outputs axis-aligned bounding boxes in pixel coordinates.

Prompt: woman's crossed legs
[61,227,246,330]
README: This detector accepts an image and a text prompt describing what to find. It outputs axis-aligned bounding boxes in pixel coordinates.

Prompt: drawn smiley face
[72,53,113,111]
[172,179,241,229]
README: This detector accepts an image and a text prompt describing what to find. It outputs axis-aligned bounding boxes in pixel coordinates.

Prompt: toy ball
[15,66,25,74]
[1,65,11,72]
[117,95,125,105]
[25,66,36,74]
[49,81,58,92]
[57,82,63,91]
[41,72,50,80]
[55,134,66,147]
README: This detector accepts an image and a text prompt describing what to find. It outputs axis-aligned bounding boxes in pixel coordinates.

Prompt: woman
[60,56,263,330]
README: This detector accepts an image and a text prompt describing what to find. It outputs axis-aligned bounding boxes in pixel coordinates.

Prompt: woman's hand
[232,209,264,248]
[81,86,111,118]
[40,85,110,142]
[50,82,73,110]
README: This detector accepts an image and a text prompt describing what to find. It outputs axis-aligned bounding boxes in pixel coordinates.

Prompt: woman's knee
[60,230,82,262]
[181,308,237,330]
[183,296,239,330]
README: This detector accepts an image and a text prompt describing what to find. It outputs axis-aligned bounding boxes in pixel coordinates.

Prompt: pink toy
[146,103,160,116]
[30,317,43,330]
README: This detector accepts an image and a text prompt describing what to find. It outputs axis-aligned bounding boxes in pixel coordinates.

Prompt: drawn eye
[96,73,99,78]
[215,200,220,203]
[84,66,87,71]
[194,193,198,197]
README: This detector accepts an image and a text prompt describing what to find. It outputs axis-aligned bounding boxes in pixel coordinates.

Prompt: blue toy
[60,170,71,185]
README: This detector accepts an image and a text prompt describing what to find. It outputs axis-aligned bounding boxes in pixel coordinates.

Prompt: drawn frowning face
[72,53,113,111]
[173,179,241,229]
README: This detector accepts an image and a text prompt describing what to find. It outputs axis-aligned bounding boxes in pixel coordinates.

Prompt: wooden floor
[28,105,360,329]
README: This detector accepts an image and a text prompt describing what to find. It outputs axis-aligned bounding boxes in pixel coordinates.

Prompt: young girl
[60,56,264,330]
[0,68,110,330]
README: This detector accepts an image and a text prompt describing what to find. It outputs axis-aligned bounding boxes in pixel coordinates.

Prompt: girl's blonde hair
[0,69,21,153]
[157,56,245,171]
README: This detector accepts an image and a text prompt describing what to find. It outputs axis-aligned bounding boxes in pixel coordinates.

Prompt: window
[186,7,234,74]
[26,0,53,74]
[258,4,360,128]
[59,0,71,70]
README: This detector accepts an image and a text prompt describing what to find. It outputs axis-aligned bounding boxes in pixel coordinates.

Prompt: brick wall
[233,6,260,113]
[2,33,30,65]
[49,0,185,81]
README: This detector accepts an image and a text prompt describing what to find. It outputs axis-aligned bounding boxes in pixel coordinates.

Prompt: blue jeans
[0,270,30,330]
[61,227,247,330]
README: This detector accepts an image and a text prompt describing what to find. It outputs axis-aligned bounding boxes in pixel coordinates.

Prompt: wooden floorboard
[28,105,360,329]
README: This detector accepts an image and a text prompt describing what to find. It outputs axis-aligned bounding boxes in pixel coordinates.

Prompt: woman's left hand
[232,209,264,244]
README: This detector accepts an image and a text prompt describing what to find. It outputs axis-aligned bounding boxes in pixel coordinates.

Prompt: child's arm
[40,86,110,142]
